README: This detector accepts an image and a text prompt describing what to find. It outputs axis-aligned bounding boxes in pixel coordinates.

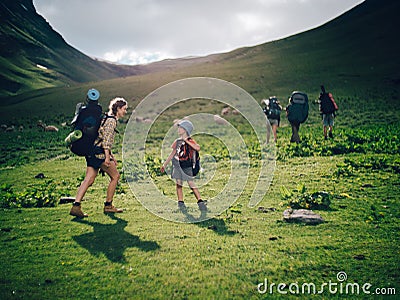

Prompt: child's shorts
[268,118,280,126]
[171,159,194,181]
[322,113,334,126]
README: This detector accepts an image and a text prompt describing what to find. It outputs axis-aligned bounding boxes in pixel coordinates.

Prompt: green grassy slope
[0,0,148,98]
[1,0,398,125]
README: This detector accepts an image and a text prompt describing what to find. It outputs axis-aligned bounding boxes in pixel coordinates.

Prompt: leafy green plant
[145,153,163,178]
[336,155,400,178]
[277,124,400,160]
[0,184,17,207]
[280,184,331,210]
[0,180,63,208]
[365,205,385,224]
[335,162,355,178]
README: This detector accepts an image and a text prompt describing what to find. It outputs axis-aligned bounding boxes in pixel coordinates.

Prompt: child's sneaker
[197,200,207,211]
[70,203,88,218]
[104,202,123,213]
[329,131,333,138]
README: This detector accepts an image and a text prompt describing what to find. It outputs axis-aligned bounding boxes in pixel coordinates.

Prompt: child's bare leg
[188,181,201,201]
[189,180,207,211]
[176,179,184,201]
[266,123,271,143]
[272,124,278,142]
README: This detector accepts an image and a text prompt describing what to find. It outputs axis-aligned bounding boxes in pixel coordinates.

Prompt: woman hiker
[70,97,128,218]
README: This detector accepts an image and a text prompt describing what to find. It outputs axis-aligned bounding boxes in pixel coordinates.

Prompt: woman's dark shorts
[85,146,105,170]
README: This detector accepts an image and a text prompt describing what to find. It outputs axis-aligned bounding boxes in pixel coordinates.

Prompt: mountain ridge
[0,0,149,97]
[0,0,399,121]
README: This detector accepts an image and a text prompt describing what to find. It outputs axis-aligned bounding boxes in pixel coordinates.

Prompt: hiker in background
[318,85,338,140]
[160,120,207,211]
[262,96,282,143]
[70,97,128,218]
[285,91,309,143]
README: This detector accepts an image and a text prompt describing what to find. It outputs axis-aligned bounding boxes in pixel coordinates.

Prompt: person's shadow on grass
[180,208,237,236]
[72,214,160,263]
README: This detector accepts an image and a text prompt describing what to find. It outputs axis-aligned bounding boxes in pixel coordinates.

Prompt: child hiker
[160,120,207,211]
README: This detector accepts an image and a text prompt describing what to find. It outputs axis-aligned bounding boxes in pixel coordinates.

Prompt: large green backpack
[287,91,309,124]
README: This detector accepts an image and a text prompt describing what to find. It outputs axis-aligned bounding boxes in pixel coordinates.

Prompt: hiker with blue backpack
[318,85,338,140]
[285,91,309,143]
[67,89,128,218]
[262,96,282,143]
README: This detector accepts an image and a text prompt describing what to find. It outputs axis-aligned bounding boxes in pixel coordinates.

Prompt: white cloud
[103,49,169,65]
[236,13,267,32]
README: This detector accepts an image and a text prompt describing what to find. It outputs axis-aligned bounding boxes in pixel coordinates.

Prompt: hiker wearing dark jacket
[318,85,338,140]
[70,97,128,218]
[285,91,309,143]
[286,107,301,143]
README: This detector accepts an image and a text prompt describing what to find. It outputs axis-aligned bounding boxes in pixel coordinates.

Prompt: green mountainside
[0,0,147,97]
[0,0,399,122]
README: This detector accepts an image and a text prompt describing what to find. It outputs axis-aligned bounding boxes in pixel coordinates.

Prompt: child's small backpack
[319,92,338,114]
[67,102,104,156]
[287,91,309,124]
[178,139,200,176]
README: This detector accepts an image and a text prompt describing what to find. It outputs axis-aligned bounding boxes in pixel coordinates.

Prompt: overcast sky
[33,0,364,65]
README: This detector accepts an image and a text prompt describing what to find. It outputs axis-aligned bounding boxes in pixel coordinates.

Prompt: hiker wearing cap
[160,120,207,211]
[70,94,128,218]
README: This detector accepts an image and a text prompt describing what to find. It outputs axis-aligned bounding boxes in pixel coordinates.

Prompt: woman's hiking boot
[70,202,88,218]
[104,202,123,213]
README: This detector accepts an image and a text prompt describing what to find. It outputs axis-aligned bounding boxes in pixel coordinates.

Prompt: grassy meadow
[0,92,399,299]
[1,1,399,298]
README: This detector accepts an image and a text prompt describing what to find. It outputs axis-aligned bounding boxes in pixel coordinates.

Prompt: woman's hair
[108,97,127,116]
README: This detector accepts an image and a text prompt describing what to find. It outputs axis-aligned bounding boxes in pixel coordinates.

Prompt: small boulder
[283,208,324,225]
[214,114,228,125]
